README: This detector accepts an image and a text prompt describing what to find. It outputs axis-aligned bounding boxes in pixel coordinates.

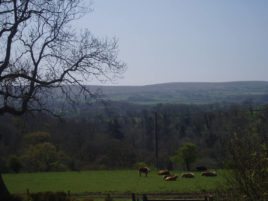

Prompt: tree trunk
[185,160,190,171]
[0,172,11,200]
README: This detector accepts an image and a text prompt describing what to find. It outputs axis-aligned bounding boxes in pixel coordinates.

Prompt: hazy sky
[77,0,268,85]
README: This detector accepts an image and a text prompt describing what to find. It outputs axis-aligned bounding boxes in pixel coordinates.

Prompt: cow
[201,171,217,177]
[139,167,150,177]
[181,172,195,178]
[158,169,170,176]
[163,175,178,181]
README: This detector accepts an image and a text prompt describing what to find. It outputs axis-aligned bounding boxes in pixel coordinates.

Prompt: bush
[29,192,74,201]
[8,156,22,173]
[5,195,24,201]
[227,132,268,201]
[0,158,8,173]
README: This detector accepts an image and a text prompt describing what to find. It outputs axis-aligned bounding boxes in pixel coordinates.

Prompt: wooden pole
[132,193,136,201]
[154,112,159,169]
[26,188,30,200]
[142,194,148,201]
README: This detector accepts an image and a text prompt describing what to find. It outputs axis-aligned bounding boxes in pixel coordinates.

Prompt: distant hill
[87,81,268,105]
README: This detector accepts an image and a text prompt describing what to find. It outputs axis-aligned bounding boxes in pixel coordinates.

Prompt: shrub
[29,192,74,201]
[8,156,22,173]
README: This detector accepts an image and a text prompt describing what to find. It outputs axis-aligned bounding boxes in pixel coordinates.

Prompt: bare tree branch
[0,0,126,116]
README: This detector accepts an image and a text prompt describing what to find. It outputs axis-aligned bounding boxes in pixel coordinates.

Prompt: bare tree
[0,0,125,199]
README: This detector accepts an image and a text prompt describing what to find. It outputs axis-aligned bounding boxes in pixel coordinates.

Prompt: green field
[3,170,228,194]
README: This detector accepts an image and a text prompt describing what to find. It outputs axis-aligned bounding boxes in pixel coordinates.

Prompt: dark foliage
[1,103,267,171]
[29,192,72,201]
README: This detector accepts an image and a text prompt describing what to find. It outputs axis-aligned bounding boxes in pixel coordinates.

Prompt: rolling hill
[88,81,268,105]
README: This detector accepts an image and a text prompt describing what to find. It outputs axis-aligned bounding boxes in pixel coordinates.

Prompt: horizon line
[87,80,268,87]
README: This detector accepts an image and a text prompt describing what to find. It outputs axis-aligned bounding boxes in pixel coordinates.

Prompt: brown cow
[164,175,178,181]
[201,171,217,177]
[181,172,195,178]
[139,167,150,177]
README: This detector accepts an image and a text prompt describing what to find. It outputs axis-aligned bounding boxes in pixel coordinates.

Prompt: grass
[3,170,228,194]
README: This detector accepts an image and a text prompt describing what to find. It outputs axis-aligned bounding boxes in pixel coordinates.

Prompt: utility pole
[154,112,159,169]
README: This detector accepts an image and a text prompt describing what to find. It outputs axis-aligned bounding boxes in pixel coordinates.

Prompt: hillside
[88,81,268,105]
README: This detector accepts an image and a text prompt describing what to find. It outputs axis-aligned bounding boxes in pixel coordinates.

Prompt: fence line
[132,193,214,201]
[24,189,228,201]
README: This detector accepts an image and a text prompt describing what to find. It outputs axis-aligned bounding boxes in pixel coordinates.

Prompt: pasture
[3,170,227,194]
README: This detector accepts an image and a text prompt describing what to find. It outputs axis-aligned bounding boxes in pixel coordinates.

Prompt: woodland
[1,101,267,172]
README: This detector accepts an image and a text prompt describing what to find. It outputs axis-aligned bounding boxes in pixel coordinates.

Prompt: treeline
[0,102,267,172]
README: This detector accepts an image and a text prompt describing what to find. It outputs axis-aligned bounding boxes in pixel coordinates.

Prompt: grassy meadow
[3,170,228,194]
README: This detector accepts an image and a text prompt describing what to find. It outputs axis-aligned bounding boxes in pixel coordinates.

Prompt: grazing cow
[201,171,217,177]
[158,169,170,175]
[196,166,208,171]
[164,175,178,181]
[139,167,150,177]
[181,172,195,178]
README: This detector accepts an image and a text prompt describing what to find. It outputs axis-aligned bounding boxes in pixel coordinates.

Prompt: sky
[76,0,268,85]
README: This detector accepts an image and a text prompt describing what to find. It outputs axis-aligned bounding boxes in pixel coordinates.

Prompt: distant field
[3,170,228,194]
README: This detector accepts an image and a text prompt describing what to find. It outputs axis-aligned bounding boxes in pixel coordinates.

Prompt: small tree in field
[171,143,197,171]
[21,131,66,171]
[0,0,125,200]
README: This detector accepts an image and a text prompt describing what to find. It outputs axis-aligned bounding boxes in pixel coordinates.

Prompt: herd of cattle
[138,166,217,181]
